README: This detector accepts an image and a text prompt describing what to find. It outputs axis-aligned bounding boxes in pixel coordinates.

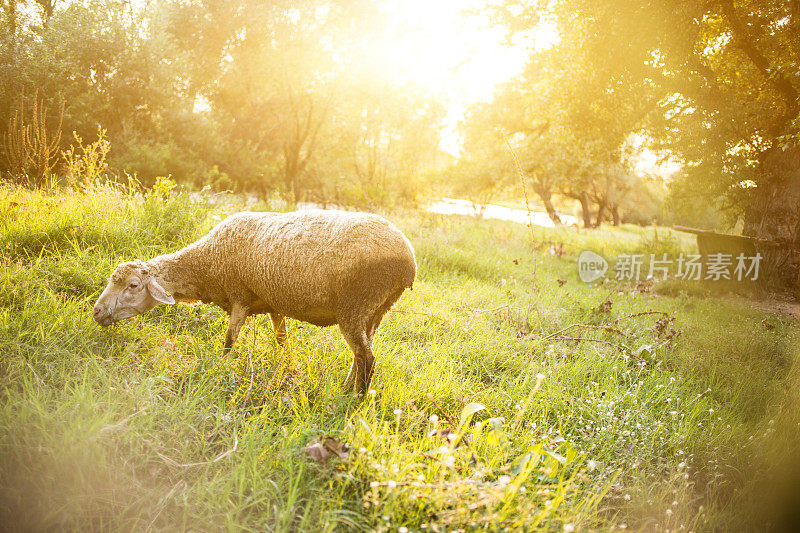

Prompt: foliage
[448,142,515,216]
[0,0,442,205]
[492,0,800,266]
[151,175,178,200]
[459,23,655,228]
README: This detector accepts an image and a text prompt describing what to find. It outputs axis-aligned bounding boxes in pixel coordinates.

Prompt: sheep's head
[93,260,175,327]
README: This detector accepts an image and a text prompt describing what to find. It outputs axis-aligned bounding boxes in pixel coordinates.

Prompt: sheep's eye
[128,281,139,289]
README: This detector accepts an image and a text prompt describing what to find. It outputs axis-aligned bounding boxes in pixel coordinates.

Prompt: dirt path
[749,298,800,319]
[727,293,800,319]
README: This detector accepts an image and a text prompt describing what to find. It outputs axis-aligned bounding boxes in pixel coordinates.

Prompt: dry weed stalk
[3,90,64,187]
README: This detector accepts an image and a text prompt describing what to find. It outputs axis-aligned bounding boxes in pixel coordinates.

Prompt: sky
[374,0,558,155]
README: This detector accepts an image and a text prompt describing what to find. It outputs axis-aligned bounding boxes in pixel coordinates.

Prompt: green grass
[1,186,798,531]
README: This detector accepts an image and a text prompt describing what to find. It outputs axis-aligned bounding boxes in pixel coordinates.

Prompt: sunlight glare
[372,0,558,154]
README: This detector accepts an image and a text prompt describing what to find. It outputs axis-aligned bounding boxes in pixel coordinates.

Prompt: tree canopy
[2,0,799,259]
[475,0,799,238]
[0,0,444,206]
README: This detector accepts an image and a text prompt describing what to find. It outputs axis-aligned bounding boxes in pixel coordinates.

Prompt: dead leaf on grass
[305,436,350,465]
[592,300,612,315]
[427,427,458,443]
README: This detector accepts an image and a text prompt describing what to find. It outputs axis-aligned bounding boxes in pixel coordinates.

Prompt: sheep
[93,209,416,394]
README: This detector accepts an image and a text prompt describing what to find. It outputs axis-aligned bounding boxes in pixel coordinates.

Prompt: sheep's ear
[146,278,175,305]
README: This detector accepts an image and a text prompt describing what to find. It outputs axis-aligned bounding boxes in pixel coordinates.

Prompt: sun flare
[366,0,557,153]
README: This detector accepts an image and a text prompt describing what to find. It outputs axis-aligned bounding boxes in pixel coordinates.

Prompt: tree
[497,0,800,278]
[316,71,443,208]
[177,0,380,201]
[460,37,653,227]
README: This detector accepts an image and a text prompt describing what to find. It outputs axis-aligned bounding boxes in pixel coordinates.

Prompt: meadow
[1,185,797,532]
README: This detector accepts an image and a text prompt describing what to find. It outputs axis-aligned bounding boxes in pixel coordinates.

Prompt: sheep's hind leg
[340,324,375,395]
[269,313,294,376]
[344,311,387,390]
[344,359,357,390]
[269,313,289,349]
[344,289,403,391]
[223,303,249,355]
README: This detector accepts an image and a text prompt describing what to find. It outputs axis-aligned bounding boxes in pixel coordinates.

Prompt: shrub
[62,128,111,187]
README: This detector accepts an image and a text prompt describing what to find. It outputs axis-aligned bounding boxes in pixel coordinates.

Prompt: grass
[0,184,798,531]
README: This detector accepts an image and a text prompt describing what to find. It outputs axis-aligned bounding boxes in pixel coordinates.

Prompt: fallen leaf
[305,436,350,465]
[427,428,457,441]
[305,442,331,464]
[321,436,350,460]
[592,300,612,314]
[426,427,471,447]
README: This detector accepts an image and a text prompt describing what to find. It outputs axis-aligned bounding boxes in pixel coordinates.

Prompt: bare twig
[456,304,514,314]
[599,280,624,303]
[264,342,289,392]
[98,408,148,436]
[502,133,537,284]
[369,479,482,490]
[156,429,238,469]
[608,311,669,324]
[394,308,450,323]
[147,480,187,529]
[539,311,670,342]
[25,361,45,389]
[547,336,634,356]
[425,393,459,429]
[541,323,624,341]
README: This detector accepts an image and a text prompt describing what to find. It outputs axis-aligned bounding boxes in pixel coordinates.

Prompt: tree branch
[719,0,799,115]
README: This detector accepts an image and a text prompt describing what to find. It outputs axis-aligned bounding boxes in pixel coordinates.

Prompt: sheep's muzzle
[93,303,113,327]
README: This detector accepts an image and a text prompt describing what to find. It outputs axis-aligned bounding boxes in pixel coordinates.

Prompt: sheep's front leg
[223,303,249,355]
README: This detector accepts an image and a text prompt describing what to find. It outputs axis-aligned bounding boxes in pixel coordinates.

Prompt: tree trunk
[743,146,800,285]
[611,205,620,226]
[4,1,17,36]
[577,193,593,228]
[542,195,562,225]
[594,201,606,228]
[34,0,56,25]
[533,184,562,225]
[283,140,301,203]
[283,161,299,204]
